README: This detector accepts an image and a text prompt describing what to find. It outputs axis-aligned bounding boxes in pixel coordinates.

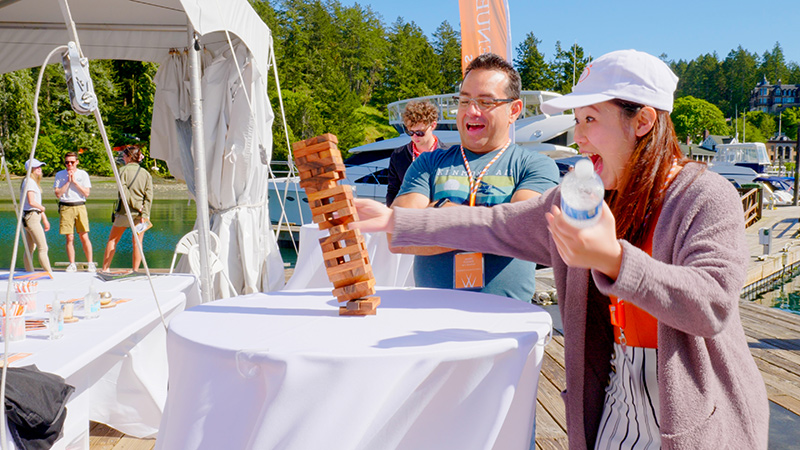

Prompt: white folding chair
[187,245,239,297]
[169,230,221,273]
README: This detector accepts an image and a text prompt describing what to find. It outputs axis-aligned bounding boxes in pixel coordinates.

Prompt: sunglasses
[65,160,78,165]
[405,127,429,137]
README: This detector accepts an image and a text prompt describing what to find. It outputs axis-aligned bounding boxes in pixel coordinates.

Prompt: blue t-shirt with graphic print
[397,143,559,301]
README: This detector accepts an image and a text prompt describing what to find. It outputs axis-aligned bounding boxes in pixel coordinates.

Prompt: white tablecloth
[0,271,200,448]
[156,288,552,450]
[284,224,415,289]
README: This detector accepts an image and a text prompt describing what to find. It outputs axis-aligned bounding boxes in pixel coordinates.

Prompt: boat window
[344,150,393,166]
[355,168,389,185]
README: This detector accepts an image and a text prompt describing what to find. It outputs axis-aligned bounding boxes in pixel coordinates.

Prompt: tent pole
[188,25,213,303]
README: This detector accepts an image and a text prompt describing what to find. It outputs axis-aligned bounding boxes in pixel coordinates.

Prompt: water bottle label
[561,200,601,222]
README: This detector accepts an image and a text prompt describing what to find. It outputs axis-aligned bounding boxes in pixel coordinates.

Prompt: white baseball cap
[24,158,46,171]
[541,49,679,114]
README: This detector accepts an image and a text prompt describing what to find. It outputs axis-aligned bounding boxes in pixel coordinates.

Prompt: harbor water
[0,199,296,270]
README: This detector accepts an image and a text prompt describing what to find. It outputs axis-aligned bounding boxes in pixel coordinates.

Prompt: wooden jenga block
[307,184,352,204]
[339,296,381,316]
[321,245,368,267]
[333,279,376,302]
[329,267,373,288]
[324,256,370,279]
[318,226,361,251]
[293,139,340,159]
[315,205,358,229]
[292,132,379,315]
[309,197,353,218]
[302,180,338,194]
[291,133,338,151]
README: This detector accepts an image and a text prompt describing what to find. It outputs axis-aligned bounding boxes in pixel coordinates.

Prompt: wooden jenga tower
[292,133,381,316]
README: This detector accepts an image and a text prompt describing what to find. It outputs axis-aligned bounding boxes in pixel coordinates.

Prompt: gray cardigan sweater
[392,163,768,449]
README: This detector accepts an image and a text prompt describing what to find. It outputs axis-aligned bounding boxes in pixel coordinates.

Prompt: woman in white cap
[21,158,54,276]
[350,49,768,449]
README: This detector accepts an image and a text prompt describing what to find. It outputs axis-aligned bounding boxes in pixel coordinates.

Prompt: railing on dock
[739,185,762,228]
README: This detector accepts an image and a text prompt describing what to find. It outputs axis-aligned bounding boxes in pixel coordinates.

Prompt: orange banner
[459,0,512,74]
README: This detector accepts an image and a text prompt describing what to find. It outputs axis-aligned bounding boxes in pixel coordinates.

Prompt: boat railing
[386,91,564,127]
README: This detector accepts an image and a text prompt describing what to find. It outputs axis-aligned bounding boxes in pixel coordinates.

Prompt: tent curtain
[151,40,285,297]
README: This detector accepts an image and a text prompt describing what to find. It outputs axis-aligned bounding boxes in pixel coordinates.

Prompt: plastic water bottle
[84,279,100,319]
[560,159,605,228]
[49,292,64,340]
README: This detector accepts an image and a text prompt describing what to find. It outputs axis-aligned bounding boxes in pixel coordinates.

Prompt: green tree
[549,41,589,94]
[514,32,552,91]
[333,2,387,104]
[780,107,799,140]
[760,42,790,86]
[742,110,775,141]
[0,70,35,173]
[788,62,800,84]
[432,20,462,94]
[731,112,766,143]
[671,96,728,143]
[376,18,442,104]
[675,53,724,107]
[720,46,758,117]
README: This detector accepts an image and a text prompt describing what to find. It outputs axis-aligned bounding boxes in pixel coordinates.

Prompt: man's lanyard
[459,141,511,206]
[412,136,439,161]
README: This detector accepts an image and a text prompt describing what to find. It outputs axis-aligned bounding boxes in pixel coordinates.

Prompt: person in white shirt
[53,151,95,272]
[21,158,54,276]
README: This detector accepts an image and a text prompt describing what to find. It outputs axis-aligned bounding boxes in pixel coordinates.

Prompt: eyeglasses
[64,160,78,165]
[405,128,429,137]
[454,96,514,110]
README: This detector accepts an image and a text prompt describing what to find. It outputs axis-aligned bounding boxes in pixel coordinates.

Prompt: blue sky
[342,1,798,65]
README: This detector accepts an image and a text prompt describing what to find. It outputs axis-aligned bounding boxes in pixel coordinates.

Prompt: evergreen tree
[677,53,724,108]
[720,47,758,118]
[760,42,790,86]
[377,18,443,104]
[549,41,589,95]
[0,70,35,173]
[514,32,551,91]
[333,3,387,104]
[432,20,462,94]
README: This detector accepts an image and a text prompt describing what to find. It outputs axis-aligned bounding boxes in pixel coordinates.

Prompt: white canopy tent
[0,0,285,300]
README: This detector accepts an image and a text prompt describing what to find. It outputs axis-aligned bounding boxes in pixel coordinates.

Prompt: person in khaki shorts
[53,151,95,272]
[102,145,153,272]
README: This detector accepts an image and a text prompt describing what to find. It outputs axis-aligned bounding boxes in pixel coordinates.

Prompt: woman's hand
[351,198,394,233]
[42,215,50,232]
[545,201,623,280]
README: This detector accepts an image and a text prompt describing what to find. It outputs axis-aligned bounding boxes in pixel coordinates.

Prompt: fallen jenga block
[293,133,380,316]
[339,296,381,316]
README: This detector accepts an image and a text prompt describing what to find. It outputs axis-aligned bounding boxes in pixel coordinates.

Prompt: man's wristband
[433,198,450,208]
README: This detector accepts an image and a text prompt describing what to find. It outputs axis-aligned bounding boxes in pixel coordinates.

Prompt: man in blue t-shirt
[391,53,559,301]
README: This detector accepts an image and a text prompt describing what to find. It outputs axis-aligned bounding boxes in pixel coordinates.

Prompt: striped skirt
[595,343,661,450]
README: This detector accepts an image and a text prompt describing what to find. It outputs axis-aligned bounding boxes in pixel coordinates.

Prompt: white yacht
[269,91,576,229]
[708,142,771,187]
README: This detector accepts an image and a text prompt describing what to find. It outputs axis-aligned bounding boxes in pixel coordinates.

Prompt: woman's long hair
[607,99,691,248]
[30,169,43,186]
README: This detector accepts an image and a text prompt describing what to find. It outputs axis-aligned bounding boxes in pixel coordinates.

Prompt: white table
[0,271,200,448]
[156,288,552,450]
[284,224,415,289]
